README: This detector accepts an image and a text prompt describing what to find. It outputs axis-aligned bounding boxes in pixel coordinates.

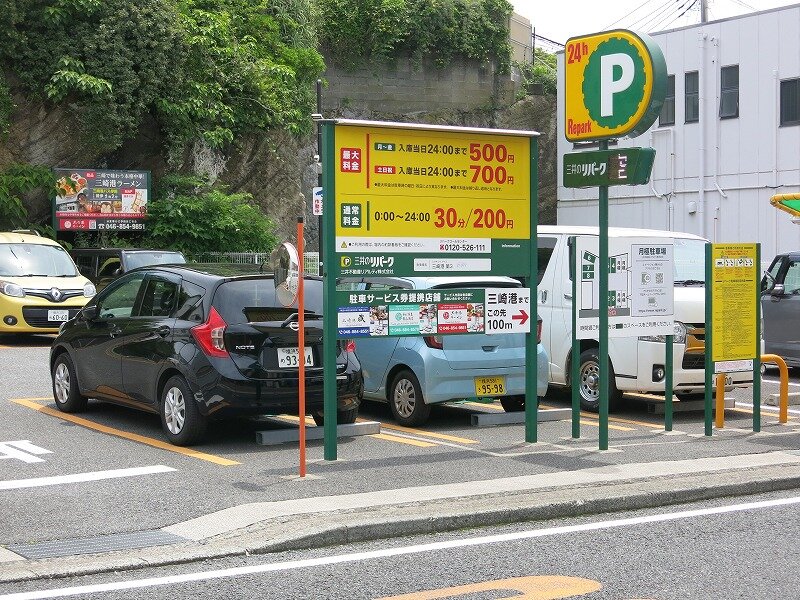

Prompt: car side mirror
[113,267,122,276]
[771,283,786,297]
[761,272,776,294]
[81,304,100,320]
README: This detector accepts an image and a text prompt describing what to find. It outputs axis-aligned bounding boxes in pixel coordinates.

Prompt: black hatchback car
[49,264,363,445]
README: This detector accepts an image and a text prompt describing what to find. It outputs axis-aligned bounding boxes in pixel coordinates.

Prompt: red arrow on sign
[511,310,529,326]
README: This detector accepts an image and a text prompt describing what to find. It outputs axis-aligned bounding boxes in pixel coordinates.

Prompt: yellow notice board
[333,123,531,240]
[710,243,758,362]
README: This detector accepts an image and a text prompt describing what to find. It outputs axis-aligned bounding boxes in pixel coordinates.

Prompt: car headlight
[0,280,25,298]
[639,321,688,344]
[83,282,96,298]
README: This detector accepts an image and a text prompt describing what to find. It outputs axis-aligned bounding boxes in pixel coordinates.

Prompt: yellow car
[0,231,95,334]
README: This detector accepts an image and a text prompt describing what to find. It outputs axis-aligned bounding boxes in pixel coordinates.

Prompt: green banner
[563,148,655,188]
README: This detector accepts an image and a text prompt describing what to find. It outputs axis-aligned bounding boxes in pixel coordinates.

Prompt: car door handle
[540,290,548,303]
[157,326,171,338]
[564,292,573,300]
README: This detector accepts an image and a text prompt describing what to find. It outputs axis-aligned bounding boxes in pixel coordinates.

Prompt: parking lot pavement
[2,342,800,583]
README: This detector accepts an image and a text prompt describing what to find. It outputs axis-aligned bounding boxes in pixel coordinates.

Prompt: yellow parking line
[539,402,663,430]
[369,433,437,448]
[730,406,794,421]
[10,398,239,466]
[378,422,479,444]
[579,419,635,432]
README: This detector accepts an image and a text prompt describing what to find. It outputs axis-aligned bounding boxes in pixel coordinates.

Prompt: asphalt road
[1,334,799,551]
[3,489,798,599]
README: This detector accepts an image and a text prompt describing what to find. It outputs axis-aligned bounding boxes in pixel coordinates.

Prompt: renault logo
[288,322,300,331]
[50,288,62,301]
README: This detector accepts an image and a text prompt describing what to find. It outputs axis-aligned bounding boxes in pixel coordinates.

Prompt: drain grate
[8,530,187,560]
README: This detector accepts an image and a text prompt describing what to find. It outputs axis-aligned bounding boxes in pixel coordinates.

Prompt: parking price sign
[328,120,537,278]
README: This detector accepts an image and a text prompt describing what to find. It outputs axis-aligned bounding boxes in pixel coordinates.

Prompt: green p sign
[564,30,667,142]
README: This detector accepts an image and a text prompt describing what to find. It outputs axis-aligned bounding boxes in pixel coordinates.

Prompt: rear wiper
[280,312,322,327]
[674,279,705,286]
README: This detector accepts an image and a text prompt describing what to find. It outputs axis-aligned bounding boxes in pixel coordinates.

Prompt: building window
[720,65,739,119]
[685,71,699,123]
[780,78,799,126]
[659,74,675,126]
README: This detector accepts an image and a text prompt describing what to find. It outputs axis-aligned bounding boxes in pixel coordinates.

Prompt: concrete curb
[2,462,800,584]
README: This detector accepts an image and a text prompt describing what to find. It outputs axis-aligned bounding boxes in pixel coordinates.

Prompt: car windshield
[0,243,78,277]
[674,238,706,283]
[125,252,186,270]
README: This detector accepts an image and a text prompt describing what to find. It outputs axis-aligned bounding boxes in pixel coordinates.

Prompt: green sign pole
[665,335,673,431]
[525,136,539,443]
[571,238,580,438]
[598,140,609,451]
[753,243,761,433]
[704,242,713,436]
[321,122,338,461]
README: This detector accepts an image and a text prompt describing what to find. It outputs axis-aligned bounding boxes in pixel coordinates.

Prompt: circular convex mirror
[271,241,300,307]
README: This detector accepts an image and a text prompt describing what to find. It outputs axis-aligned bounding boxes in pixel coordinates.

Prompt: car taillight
[537,319,542,344]
[191,306,228,358]
[424,335,443,350]
[345,340,356,353]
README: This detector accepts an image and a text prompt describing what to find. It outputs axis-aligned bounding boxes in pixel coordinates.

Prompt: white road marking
[736,401,800,416]
[762,377,800,387]
[4,494,800,599]
[0,465,175,491]
[0,441,52,464]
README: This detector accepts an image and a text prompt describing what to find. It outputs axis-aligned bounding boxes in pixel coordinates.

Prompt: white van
[537,225,752,411]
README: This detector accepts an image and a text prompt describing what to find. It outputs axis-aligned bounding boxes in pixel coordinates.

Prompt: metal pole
[572,241,580,438]
[704,242,713,436]
[297,217,306,477]
[665,335,673,431]
[525,136,539,443]
[753,242,761,432]
[321,122,338,460]
[316,79,324,276]
[598,140,609,451]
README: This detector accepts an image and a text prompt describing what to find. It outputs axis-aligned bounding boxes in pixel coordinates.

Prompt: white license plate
[277,347,314,368]
[48,310,69,322]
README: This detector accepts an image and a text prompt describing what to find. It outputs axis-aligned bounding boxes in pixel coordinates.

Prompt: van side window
[537,237,558,283]
[783,261,800,294]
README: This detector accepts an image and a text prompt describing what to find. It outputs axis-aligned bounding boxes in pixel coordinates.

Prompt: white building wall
[556,4,800,267]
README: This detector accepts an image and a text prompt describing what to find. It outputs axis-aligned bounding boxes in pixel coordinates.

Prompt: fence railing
[190,252,320,274]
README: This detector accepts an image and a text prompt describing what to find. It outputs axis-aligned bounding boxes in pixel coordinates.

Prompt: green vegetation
[318,0,512,71]
[144,176,277,254]
[515,48,557,99]
[0,0,324,156]
[0,164,56,230]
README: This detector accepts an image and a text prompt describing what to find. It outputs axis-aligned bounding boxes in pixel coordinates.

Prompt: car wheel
[500,395,525,412]
[51,353,88,413]
[576,348,622,413]
[311,407,359,427]
[389,370,431,426]
[160,375,207,446]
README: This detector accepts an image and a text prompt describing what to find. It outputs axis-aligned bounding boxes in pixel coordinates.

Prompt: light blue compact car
[339,276,549,426]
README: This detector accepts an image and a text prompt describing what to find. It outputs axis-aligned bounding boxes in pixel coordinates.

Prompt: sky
[509,0,800,47]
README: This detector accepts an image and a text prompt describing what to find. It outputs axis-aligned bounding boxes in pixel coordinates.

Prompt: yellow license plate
[474,376,507,397]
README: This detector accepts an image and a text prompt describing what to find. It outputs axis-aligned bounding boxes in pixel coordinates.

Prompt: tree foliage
[319,0,512,71]
[142,175,277,255]
[0,0,324,157]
